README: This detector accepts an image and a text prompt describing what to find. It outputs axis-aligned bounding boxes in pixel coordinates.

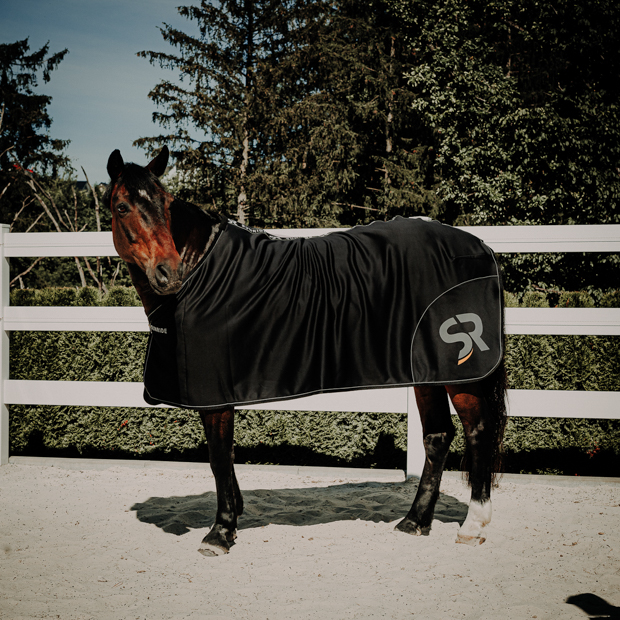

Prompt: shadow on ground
[130,479,469,536]
[566,594,620,619]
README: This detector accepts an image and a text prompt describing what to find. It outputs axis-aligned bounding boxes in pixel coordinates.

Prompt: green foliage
[10,405,207,460]
[101,286,141,307]
[234,409,407,468]
[10,286,139,308]
[499,252,620,300]
[602,290,620,308]
[137,0,439,228]
[448,417,620,476]
[7,287,620,474]
[0,39,74,263]
[504,290,620,392]
[7,285,195,459]
[0,38,69,177]
[388,0,620,227]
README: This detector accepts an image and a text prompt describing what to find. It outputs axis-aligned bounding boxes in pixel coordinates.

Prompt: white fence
[1,223,619,477]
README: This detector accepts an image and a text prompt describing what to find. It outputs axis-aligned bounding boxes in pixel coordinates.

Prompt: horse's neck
[170,198,222,275]
[127,263,167,315]
[129,199,223,315]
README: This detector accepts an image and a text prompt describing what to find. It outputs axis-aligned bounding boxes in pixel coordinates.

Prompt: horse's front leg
[395,385,455,536]
[198,407,243,556]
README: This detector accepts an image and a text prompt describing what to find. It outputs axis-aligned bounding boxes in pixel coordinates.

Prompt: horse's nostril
[155,263,172,285]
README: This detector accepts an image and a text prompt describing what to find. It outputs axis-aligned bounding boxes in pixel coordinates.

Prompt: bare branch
[81,167,104,286]
[74,257,87,288]
[27,182,62,232]
[24,212,45,233]
[110,261,122,288]
[0,180,12,203]
[12,157,70,230]
[63,209,76,232]
[82,256,109,294]
[81,167,101,232]
[332,202,379,212]
[0,145,14,160]
[10,196,34,231]
[72,186,79,232]
[39,177,70,230]
[10,257,45,286]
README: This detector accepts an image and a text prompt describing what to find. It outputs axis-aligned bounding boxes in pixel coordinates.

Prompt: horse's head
[106,147,185,295]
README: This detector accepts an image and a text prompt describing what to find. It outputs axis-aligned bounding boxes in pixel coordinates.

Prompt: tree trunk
[74,257,87,288]
[237,0,254,225]
[237,125,249,224]
[385,37,396,166]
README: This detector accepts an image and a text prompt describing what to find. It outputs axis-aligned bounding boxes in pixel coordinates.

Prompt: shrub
[7,287,620,475]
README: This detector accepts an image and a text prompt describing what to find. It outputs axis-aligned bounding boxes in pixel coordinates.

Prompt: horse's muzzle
[148,261,184,295]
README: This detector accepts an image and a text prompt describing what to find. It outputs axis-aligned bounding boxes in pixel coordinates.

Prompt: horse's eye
[116,203,129,215]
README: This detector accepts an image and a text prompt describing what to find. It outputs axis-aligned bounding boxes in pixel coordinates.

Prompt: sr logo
[439,313,489,365]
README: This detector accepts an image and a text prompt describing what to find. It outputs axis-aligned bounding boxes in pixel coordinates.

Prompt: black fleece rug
[143,216,503,410]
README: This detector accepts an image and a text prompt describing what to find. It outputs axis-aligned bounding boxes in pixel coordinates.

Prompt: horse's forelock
[117,163,165,196]
[106,163,166,208]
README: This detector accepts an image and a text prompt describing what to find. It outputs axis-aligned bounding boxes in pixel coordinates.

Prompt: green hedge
[8,287,620,475]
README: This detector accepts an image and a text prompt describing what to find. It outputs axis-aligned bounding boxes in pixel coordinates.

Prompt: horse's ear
[107,150,124,180]
[146,146,169,178]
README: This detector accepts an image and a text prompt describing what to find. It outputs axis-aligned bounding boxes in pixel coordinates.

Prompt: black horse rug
[143,216,503,410]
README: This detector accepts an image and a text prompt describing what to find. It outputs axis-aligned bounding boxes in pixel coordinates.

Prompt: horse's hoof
[198,524,235,556]
[456,533,486,546]
[198,541,229,557]
[394,518,429,536]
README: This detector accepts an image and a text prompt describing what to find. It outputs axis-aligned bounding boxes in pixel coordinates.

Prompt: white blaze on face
[138,189,152,202]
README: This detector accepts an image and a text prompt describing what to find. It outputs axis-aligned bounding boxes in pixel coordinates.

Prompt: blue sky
[1,0,199,182]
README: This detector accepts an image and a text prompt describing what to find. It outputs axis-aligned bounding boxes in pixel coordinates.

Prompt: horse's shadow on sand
[130,479,469,536]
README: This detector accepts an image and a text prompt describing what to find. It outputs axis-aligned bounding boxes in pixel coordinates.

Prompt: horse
[105,146,507,556]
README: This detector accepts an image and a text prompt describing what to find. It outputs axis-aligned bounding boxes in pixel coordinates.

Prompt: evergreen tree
[136,0,290,224]
[389,0,620,227]
[249,0,440,227]
[0,39,126,290]
[137,0,439,227]
[0,39,69,177]
[0,38,70,228]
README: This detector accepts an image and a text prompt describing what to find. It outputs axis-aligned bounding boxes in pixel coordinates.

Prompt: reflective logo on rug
[439,313,490,365]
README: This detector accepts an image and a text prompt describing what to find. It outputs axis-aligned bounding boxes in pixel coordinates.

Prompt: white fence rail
[1,224,619,476]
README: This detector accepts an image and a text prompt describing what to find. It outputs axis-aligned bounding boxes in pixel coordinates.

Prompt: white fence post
[406,387,424,478]
[0,224,10,465]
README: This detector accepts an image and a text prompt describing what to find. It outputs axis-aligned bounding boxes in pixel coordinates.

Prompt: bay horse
[105,146,507,556]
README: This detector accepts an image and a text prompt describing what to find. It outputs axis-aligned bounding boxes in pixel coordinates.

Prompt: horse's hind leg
[395,386,455,536]
[198,407,243,556]
[447,383,496,545]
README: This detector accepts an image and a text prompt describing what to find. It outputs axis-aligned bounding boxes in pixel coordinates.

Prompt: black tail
[462,270,508,486]
[486,262,508,485]
[460,359,508,487]
[485,357,508,486]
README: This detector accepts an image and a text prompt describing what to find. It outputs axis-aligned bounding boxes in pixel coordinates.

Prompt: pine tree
[244,0,439,227]
[0,38,73,240]
[137,0,439,227]
[0,39,69,180]
[136,0,290,224]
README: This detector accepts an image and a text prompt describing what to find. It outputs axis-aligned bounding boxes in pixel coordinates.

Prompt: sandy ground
[0,461,618,620]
